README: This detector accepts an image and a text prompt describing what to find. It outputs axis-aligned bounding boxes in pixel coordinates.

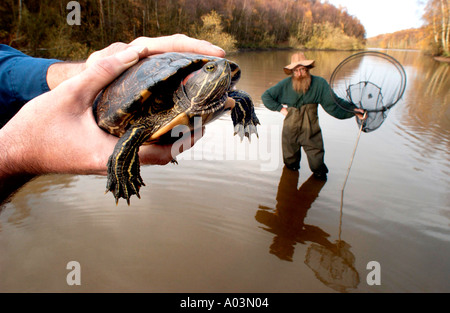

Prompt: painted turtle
[94,52,259,204]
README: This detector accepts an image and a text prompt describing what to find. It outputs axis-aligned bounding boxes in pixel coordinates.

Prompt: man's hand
[130,34,225,57]
[0,34,227,203]
[280,107,289,117]
[0,45,205,178]
[354,108,367,120]
[47,34,226,89]
[87,34,225,67]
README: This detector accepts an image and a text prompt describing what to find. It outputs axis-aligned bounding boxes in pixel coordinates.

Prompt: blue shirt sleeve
[0,44,61,126]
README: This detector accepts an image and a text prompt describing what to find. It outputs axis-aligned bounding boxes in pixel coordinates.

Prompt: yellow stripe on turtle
[140,89,152,103]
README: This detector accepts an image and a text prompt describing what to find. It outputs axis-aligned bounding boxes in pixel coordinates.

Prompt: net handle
[338,111,366,242]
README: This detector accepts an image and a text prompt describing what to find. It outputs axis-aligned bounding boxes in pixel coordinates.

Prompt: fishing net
[330,51,407,132]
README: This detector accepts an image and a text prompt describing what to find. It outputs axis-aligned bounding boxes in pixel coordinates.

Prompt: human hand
[0,46,203,178]
[86,34,226,67]
[280,107,289,117]
[354,108,367,120]
[47,34,226,89]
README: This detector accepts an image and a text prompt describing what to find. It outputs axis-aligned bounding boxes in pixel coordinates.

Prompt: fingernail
[212,45,225,53]
[116,48,139,65]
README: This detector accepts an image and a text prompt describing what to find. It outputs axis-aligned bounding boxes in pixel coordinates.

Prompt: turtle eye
[205,63,216,72]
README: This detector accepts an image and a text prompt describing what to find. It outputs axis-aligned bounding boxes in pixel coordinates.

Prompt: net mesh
[330,51,407,132]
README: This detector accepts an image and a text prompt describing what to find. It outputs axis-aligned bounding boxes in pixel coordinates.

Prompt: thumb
[79,46,143,97]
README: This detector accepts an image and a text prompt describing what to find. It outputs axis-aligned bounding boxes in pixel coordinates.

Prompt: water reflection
[402,60,449,145]
[0,175,77,230]
[256,166,359,292]
[304,241,359,293]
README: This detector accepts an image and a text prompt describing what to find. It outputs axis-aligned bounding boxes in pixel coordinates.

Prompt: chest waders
[282,104,328,176]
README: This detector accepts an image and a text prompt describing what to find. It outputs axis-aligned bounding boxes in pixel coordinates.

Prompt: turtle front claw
[229,90,260,141]
[104,124,152,205]
[234,121,259,142]
[105,153,145,205]
[105,174,145,205]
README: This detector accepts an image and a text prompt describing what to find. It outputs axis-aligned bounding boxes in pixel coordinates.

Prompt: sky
[326,0,426,38]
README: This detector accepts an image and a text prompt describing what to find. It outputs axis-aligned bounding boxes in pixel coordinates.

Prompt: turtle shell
[93,52,240,138]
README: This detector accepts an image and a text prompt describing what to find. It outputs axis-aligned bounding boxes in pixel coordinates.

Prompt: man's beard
[292,74,311,94]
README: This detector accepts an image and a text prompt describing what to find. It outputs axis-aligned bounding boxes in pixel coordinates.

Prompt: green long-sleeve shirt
[262,75,356,119]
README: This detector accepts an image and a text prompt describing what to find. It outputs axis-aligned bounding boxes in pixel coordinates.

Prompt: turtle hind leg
[229,90,260,141]
[106,124,150,205]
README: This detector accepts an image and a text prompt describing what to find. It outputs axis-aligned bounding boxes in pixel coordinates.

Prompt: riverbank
[231,45,366,55]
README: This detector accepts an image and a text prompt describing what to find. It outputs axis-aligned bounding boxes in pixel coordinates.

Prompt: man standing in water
[262,53,365,180]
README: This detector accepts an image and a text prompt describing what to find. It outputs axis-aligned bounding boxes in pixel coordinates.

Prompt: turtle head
[179,59,234,116]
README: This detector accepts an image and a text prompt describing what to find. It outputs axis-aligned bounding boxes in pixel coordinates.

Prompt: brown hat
[283,53,315,75]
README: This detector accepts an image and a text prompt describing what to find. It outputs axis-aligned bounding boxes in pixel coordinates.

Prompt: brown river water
[0,49,449,293]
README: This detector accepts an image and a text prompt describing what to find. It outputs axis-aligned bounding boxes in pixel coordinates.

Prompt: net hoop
[329,51,407,114]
